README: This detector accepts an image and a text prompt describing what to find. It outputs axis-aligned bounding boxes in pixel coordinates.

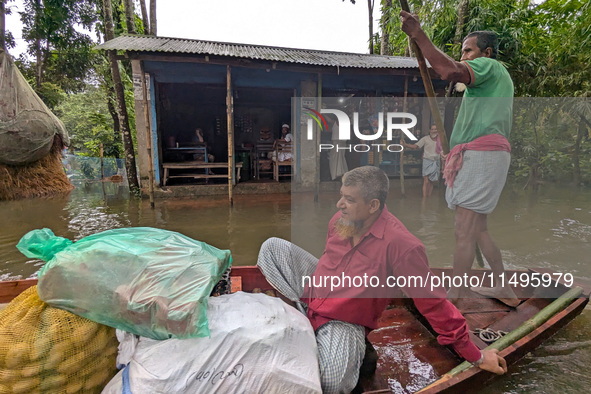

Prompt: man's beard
[335,217,363,239]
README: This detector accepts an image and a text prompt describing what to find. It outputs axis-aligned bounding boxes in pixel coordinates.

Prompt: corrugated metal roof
[96,35,422,70]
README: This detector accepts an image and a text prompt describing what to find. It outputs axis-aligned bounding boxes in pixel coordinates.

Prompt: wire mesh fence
[62,153,128,183]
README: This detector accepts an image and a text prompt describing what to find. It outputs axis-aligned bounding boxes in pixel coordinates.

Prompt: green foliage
[79,159,98,179]
[36,81,66,109]
[54,85,122,158]
[382,0,591,185]
[19,0,99,92]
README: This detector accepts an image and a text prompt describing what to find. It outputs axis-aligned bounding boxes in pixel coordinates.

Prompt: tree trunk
[454,0,470,57]
[380,0,392,55]
[35,38,42,88]
[0,0,6,51]
[368,0,374,54]
[34,0,42,89]
[138,0,150,35]
[124,0,137,34]
[102,0,140,194]
[149,0,157,36]
[106,85,121,157]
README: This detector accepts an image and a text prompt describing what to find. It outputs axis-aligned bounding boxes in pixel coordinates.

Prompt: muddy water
[1,179,590,393]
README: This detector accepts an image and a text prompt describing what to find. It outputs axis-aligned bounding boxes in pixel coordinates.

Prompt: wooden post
[100,143,106,200]
[315,73,322,202]
[400,76,409,195]
[100,143,105,180]
[226,65,234,206]
[139,62,155,209]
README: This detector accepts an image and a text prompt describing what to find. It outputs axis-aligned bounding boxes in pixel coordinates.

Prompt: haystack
[0,134,73,200]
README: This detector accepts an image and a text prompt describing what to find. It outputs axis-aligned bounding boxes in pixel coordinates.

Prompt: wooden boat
[1,266,589,393]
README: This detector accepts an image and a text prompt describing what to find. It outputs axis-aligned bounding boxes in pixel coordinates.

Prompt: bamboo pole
[100,143,107,201]
[417,286,584,392]
[226,65,234,206]
[315,73,322,202]
[139,63,155,209]
[399,0,449,155]
[475,245,485,268]
[100,143,104,180]
[400,76,408,195]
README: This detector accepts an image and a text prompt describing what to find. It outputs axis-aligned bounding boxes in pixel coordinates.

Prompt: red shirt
[302,208,481,362]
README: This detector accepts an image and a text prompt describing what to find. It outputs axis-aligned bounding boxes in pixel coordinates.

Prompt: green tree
[1,0,17,50]
[54,85,121,157]
[20,0,98,93]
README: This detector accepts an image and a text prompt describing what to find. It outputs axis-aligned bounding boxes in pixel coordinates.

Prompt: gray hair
[342,166,389,210]
[464,31,499,59]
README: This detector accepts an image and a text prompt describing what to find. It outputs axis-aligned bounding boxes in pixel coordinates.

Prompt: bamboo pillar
[226,65,235,205]
[100,143,106,201]
[400,76,409,195]
[100,143,105,180]
[139,62,155,208]
[315,73,322,202]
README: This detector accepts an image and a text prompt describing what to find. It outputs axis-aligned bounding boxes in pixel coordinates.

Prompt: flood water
[1,178,590,393]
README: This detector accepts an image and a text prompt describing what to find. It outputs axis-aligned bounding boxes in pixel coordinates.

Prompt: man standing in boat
[400,12,518,304]
[257,166,507,394]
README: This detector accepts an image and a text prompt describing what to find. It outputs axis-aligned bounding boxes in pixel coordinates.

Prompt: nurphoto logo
[304,107,418,153]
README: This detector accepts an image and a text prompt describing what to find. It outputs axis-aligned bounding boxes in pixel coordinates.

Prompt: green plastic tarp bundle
[0,51,69,165]
[17,227,232,340]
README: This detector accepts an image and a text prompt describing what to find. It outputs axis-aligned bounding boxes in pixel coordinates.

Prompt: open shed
[98,35,446,199]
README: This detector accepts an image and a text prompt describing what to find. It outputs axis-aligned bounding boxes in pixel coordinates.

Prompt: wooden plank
[167,174,228,179]
[366,306,459,392]
[227,65,234,204]
[229,266,271,292]
[162,162,243,185]
[162,162,242,169]
[0,279,37,303]
[486,298,551,333]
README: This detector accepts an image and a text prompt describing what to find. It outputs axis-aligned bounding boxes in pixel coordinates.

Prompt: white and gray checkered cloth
[257,237,366,394]
[446,150,510,214]
[423,157,440,182]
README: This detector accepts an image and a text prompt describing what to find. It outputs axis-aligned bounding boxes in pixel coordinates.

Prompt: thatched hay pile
[0,135,74,200]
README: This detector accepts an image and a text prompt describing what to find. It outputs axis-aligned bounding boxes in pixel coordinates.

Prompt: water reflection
[2,180,590,283]
[1,179,590,392]
[0,181,293,279]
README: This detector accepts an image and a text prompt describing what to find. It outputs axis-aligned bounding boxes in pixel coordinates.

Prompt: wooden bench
[162,161,243,186]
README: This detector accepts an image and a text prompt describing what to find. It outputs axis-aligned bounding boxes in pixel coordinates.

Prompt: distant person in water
[402,124,441,198]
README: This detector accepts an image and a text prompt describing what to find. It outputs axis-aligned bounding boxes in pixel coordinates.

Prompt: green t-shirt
[450,57,514,148]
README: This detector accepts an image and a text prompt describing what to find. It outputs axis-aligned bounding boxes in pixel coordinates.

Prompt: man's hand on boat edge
[478,349,508,375]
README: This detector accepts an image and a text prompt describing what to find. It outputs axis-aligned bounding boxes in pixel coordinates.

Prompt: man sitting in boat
[257,166,507,394]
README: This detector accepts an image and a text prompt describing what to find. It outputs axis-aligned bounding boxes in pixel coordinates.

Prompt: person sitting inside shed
[192,128,215,162]
[276,123,293,162]
[269,124,293,162]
